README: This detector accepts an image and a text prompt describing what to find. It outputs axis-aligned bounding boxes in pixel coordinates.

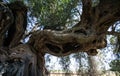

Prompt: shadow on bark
[0,44,44,76]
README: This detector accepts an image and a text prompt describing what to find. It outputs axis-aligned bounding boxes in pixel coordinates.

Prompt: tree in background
[110,28,120,74]
[0,0,120,76]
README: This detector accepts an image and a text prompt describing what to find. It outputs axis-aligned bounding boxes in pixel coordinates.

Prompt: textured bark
[0,0,120,76]
[4,1,27,48]
[0,3,14,46]
[0,44,43,76]
[28,0,120,56]
[28,30,105,56]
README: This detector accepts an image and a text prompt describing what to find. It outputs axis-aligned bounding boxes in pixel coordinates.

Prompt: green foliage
[112,36,120,53]
[110,36,117,45]
[7,0,81,30]
[116,36,120,53]
[92,0,100,7]
[27,0,81,30]
[110,59,120,72]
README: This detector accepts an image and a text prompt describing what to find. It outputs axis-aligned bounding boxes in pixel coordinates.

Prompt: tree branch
[28,30,106,56]
[28,0,120,56]
[81,0,92,22]
[0,2,14,46]
[4,1,27,48]
[107,31,120,36]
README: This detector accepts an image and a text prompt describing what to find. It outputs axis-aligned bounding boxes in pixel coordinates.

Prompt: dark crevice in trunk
[3,1,27,48]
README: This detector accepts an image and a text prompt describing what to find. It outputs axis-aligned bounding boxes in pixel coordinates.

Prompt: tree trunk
[88,56,99,76]
[0,1,46,76]
[0,44,45,76]
[0,0,120,76]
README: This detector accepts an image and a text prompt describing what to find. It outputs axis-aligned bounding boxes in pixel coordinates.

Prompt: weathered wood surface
[0,0,120,76]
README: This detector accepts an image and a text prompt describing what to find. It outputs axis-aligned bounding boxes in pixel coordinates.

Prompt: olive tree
[0,0,120,76]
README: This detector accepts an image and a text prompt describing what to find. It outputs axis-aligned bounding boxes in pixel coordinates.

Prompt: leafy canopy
[16,0,81,30]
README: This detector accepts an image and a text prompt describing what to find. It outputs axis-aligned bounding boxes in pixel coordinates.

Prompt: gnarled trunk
[0,0,120,76]
[0,1,44,76]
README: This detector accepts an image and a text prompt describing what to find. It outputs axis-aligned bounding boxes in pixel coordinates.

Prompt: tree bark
[28,0,120,56]
[88,56,99,76]
[0,0,120,76]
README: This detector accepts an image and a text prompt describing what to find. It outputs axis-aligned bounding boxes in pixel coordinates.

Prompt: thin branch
[106,31,120,36]
[23,23,40,39]
[81,0,92,20]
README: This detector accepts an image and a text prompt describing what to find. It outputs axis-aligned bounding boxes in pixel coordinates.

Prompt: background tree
[110,25,120,75]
